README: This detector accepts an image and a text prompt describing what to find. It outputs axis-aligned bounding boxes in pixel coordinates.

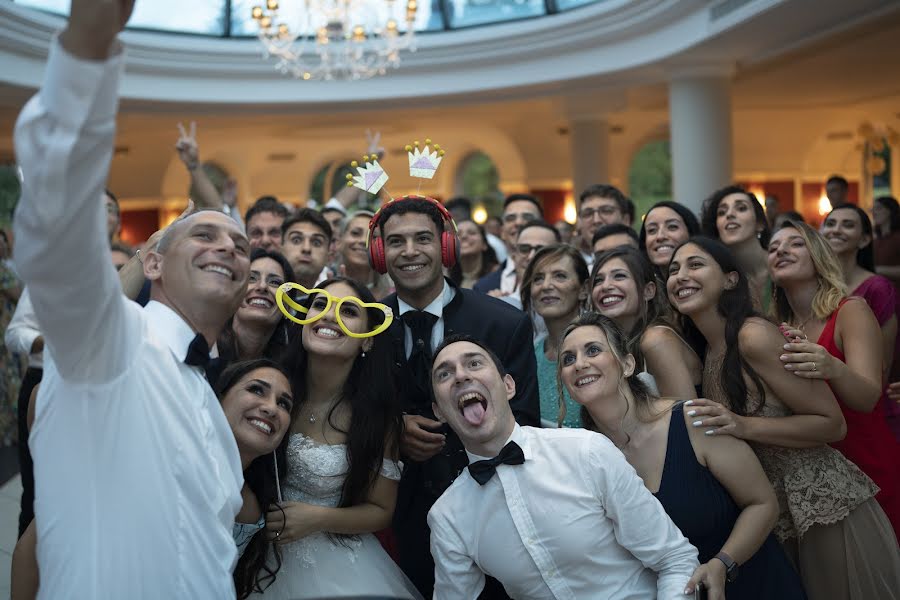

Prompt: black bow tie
[468,441,525,486]
[184,333,211,369]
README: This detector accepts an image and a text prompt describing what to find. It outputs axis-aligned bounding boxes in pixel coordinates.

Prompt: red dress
[819,298,900,539]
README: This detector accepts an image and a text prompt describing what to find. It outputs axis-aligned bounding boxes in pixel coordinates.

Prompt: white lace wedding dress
[252,432,423,599]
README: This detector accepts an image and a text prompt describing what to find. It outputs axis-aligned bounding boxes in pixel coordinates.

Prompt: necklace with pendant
[307,412,317,424]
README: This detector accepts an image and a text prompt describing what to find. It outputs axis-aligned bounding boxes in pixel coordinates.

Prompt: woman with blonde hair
[770,219,900,536]
[557,313,805,600]
[590,246,701,398]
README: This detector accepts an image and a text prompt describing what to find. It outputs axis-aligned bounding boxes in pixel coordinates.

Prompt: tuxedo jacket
[472,260,505,294]
[381,280,541,507]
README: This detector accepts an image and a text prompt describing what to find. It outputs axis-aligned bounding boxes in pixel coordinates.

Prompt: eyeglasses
[503,212,539,224]
[275,282,393,339]
[516,243,547,256]
[579,206,620,220]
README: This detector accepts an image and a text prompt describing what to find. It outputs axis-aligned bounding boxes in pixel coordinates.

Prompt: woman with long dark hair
[700,186,772,311]
[822,206,898,414]
[638,200,700,278]
[215,359,296,599]
[769,220,900,534]
[558,313,805,600]
[590,246,701,398]
[449,219,499,289]
[217,248,295,372]
[667,236,900,600]
[253,277,419,599]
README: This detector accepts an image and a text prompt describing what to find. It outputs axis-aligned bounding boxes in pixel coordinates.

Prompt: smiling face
[236,256,285,329]
[340,215,372,269]
[766,227,816,286]
[716,193,762,246]
[301,281,373,361]
[221,367,294,463]
[431,340,516,453]
[382,212,445,304]
[514,226,559,281]
[644,207,690,267]
[501,200,541,250]
[283,221,330,287]
[822,207,870,258]
[559,325,634,414]
[457,221,487,258]
[666,243,735,317]
[529,255,585,321]
[591,257,652,327]
[148,211,251,317]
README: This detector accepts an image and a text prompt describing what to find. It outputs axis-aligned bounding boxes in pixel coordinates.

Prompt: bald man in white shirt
[12,2,251,597]
[427,335,699,600]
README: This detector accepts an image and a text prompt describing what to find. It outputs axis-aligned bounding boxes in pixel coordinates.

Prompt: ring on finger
[811,362,817,371]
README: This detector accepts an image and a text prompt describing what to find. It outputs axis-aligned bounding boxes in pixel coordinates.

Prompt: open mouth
[575,375,600,388]
[600,294,624,307]
[774,259,794,269]
[540,296,560,305]
[457,391,488,426]
[724,222,740,231]
[675,287,699,300]
[246,296,273,309]
[202,264,234,280]
[400,264,426,272]
[313,324,343,339]
[248,417,274,436]
[654,244,674,255]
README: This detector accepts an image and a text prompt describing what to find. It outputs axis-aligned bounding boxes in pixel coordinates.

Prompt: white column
[669,71,733,215]
[569,117,610,199]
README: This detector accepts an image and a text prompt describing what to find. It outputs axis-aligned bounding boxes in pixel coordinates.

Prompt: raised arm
[588,436,698,599]
[175,121,224,211]
[13,1,136,383]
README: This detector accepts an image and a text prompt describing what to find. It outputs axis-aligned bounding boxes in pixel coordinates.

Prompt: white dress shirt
[397,280,456,356]
[13,39,242,599]
[5,287,42,369]
[428,425,698,600]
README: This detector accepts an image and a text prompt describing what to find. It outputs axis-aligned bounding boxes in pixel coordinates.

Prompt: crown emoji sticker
[345,154,389,195]
[407,138,445,179]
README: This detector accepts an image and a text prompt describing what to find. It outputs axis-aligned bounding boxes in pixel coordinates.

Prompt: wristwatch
[714,551,739,582]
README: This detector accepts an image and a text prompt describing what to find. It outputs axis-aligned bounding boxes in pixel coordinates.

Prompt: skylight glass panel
[445,0,546,29]
[128,1,227,35]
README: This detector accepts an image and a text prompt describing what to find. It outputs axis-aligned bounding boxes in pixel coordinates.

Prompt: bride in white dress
[253,278,422,600]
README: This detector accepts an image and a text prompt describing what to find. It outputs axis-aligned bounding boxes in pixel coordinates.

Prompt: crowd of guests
[4,5,900,600]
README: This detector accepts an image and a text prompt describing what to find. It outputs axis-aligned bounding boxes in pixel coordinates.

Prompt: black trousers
[16,366,41,538]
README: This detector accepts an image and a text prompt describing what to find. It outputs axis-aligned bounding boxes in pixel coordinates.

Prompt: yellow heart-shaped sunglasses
[275,282,394,339]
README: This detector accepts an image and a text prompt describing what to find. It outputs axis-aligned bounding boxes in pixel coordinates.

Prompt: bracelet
[135,249,143,264]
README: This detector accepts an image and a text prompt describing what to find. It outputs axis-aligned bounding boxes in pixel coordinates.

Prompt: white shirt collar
[397,279,454,319]
[143,301,203,363]
[465,422,531,464]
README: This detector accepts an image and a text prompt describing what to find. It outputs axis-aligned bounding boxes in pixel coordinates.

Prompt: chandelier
[251,0,419,81]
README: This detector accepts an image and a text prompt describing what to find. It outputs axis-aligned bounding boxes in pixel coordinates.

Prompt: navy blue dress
[655,404,807,600]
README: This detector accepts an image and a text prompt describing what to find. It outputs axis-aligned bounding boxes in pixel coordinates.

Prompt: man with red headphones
[371,195,540,598]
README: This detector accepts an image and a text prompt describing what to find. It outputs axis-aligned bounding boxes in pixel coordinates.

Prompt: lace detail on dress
[702,355,878,541]
[279,433,401,567]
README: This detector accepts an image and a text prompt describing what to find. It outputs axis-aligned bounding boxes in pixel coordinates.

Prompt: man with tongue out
[427,335,699,600]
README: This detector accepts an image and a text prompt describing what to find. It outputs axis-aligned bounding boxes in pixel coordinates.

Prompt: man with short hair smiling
[245,195,289,251]
[281,208,333,288]
[376,197,539,597]
[577,184,634,264]
[11,2,250,596]
[427,335,699,599]
[474,194,543,296]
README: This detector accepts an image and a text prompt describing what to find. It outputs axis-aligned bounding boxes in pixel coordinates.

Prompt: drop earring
[273,451,283,504]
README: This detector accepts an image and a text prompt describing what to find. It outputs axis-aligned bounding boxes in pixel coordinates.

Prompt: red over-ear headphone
[366,195,459,275]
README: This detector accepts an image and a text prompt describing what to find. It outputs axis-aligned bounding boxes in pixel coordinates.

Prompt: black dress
[655,404,807,600]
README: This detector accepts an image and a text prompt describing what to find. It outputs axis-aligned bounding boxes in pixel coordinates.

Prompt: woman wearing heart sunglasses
[251,277,421,599]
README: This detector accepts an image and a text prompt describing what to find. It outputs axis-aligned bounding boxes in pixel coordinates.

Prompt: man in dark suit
[473,194,543,296]
[375,197,540,598]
